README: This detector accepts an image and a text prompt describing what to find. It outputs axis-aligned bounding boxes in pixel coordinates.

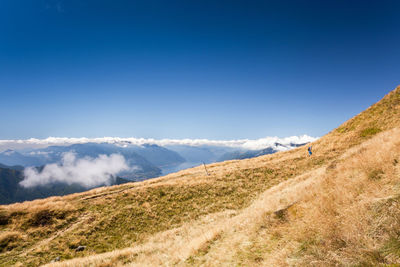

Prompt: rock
[273,202,298,221]
[50,256,60,262]
[75,246,86,252]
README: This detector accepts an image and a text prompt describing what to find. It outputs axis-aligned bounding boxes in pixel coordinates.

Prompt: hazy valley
[0,138,311,204]
[0,87,398,266]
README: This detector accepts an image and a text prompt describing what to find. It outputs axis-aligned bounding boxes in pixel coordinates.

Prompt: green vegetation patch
[382,236,400,259]
[360,127,382,138]
[336,125,356,134]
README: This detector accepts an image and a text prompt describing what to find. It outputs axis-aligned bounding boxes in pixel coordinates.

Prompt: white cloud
[29,151,51,156]
[0,135,317,151]
[20,152,129,188]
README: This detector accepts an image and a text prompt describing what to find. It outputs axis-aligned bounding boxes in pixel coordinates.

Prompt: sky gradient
[1,0,399,140]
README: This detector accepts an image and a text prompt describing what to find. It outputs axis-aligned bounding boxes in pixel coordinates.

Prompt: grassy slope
[0,86,399,266]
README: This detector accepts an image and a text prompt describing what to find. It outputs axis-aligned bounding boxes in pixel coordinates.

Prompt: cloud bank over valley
[0,135,317,189]
[20,152,129,188]
[0,135,317,152]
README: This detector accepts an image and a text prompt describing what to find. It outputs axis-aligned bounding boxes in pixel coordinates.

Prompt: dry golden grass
[0,86,399,266]
[262,127,400,266]
[44,127,400,266]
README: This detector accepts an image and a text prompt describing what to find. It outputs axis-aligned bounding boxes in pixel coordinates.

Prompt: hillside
[0,86,399,266]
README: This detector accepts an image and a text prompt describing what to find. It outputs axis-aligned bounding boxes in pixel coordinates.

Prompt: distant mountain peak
[2,149,16,155]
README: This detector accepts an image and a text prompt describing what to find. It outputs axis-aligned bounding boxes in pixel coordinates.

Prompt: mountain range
[0,139,309,204]
[0,143,184,180]
[0,87,399,266]
[0,165,130,204]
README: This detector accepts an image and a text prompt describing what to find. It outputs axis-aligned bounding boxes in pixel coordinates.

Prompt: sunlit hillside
[0,87,399,266]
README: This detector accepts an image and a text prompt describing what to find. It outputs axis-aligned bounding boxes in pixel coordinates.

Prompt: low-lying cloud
[1,135,317,151]
[20,152,129,188]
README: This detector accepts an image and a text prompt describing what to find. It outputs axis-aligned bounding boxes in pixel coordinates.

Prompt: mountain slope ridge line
[0,86,399,266]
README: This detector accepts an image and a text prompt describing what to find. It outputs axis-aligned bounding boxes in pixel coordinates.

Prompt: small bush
[0,211,10,225]
[0,232,23,252]
[29,209,55,227]
[274,208,288,222]
[27,209,69,227]
[368,169,384,180]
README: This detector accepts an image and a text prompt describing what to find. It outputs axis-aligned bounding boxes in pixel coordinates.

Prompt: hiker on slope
[307,145,312,157]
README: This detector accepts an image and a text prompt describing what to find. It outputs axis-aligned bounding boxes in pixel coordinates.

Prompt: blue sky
[0,0,399,140]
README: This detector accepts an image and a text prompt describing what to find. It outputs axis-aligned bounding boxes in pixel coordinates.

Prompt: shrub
[29,209,55,227]
[0,232,23,252]
[0,211,10,226]
[368,169,384,180]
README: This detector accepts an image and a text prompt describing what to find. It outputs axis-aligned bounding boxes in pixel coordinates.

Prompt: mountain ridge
[0,86,399,266]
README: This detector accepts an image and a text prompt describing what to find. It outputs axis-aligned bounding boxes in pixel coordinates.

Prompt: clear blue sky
[1,0,399,140]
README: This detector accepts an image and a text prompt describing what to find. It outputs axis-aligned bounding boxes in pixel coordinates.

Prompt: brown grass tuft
[0,231,25,252]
